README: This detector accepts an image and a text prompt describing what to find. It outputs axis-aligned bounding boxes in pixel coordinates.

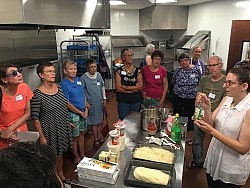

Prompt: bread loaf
[133,167,170,185]
[133,147,174,164]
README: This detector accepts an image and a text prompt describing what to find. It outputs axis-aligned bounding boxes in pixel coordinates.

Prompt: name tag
[97,82,100,86]
[190,74,195,78]
[77,81,82,85]
[208,92,216,99]
[121,71,126,75]
[16,94,23,101]
[155,75,160,79]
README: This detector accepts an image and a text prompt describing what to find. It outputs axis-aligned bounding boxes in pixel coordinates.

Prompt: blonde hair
[63,60,77,69]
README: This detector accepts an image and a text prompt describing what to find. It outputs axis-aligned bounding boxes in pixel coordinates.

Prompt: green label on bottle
[171,129,181,142]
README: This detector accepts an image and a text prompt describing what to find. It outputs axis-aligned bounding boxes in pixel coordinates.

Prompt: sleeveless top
[204,94,250,185]
[116,66,142,104]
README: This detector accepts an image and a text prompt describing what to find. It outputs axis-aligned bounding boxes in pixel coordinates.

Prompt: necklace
[124,66,133,74]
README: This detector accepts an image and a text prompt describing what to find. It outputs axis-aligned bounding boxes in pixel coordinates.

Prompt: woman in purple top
[172,53,201,131]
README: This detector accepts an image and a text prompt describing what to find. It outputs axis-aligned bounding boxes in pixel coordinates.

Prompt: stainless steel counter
[71,112,186,188]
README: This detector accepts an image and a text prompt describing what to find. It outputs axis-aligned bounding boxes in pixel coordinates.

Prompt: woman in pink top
[142,50,168,108]
[0,64,33,149]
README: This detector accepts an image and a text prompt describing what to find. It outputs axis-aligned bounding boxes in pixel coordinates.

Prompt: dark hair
[151,49,164,60]
[120,48,133,57]
[235,60,250,71]
[36,61,54,78]
[0,142,61,188]
[0,63,18,85]
[229,67,250,92]
[86,58,96,68]
[178,53,191,62]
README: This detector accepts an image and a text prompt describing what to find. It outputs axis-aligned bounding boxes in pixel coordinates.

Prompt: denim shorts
[69,112,88,137]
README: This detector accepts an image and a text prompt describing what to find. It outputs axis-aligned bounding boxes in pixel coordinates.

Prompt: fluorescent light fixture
[149,0,177,3]
[235,1,250,7]
[110,0,126,6]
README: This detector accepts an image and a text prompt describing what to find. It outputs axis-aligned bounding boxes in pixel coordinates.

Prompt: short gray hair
[209,55,222,64]
[191,45,203,52]
[145,44,155,54]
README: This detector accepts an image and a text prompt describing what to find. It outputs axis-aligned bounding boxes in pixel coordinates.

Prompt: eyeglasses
[207,63,221,67]
[194,50,202,53]
[223,80,242,86]
[180,58,189,63]
[5,67,22,77]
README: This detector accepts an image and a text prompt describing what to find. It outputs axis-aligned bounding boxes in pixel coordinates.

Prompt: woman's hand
[39,136,47,145]
[103,100,107,108]
[0,127,13,139]
[194,119,215,135]
[158,99,164,108]
[200,94,211,110]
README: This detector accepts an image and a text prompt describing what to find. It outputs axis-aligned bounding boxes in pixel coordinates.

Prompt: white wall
[110,9,139,35]
[187,0,250,66]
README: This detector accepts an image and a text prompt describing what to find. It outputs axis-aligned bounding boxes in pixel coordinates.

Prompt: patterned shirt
[173,66,201,99]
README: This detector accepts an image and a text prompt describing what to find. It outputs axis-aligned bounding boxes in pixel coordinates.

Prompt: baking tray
[132,143,176,166]
[124,159,175,188]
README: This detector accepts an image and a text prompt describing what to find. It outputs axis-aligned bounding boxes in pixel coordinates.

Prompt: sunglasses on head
[5,67,22,77]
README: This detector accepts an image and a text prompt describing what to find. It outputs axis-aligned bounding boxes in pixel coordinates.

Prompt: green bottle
[171,113,181,142]
[192,101,205,120]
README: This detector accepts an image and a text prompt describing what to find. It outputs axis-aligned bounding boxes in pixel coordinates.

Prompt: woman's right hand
[39,136,47,145]
[0,127,13,139]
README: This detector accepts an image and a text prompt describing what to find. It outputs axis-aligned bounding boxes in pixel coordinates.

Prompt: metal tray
[124,159,175,188]
[132,143,176,166]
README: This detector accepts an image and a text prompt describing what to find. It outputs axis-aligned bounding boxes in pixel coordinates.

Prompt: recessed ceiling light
[235,1,250,7]
[110,0,126,6]
[149,0,177,3]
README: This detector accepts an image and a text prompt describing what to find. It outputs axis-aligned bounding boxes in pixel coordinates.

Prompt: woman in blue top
[172,53,201,131]
[80,58,106,149]
[60,60,88,164]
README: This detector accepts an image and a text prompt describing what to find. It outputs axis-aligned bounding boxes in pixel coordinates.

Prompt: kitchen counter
[71,112,186,188]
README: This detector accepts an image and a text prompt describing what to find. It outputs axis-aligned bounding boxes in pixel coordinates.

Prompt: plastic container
[107,141,121,154]
[118,135,126,151]
[109,129,120,145]
[113,121,126,136]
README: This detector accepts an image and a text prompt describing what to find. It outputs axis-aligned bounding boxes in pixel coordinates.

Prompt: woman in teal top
[80,58,106,149]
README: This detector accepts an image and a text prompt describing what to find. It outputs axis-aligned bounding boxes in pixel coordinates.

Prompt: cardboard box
[78,169,120,184]
[77,157,118,179]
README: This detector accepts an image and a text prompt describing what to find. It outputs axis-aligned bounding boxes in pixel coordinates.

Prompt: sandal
[99,138,105,144]
[186,137,193,146]
[186,161,204,169]
[62,179,72,185]
[93,140,100,150]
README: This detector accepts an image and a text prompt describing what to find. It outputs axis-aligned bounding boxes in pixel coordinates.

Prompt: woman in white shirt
[195,67,250,188]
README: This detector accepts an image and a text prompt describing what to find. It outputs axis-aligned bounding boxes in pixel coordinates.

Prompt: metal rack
[59,34,113,98]
[60,37,99,77]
